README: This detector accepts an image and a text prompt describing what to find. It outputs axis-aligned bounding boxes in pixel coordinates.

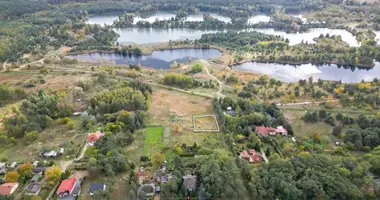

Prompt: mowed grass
[143,126,164,157]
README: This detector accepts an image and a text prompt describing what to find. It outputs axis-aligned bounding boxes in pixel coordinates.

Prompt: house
[56,177,82,200]
[138,184,155,197]
[268,127,277,136]
[87,131,105,146]
[256,126,288,136]
[255,126,269,136]
[239,149,263,163]
[89,183,106,196]
[182,175,197,191]
[32,167,47,174]
[275,126,288,135]
[25,183,41,195]
[0,183,19,196]
[0,163,6,174]
[30,172,43,182]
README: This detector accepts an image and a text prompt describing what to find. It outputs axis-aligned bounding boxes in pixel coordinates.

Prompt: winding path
[1,59,8,72]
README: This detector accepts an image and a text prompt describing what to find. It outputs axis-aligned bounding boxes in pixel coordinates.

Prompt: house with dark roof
[0,183,19,196]
[183,175,197,191]
[57,177,81,200]
[30,172,42,182]
[87,131,105,146]
[25,183,41,195]
[32,167,47,174]
[89,183,106,196]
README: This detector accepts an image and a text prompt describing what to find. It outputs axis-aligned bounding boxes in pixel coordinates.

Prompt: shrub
[188,63,203,74]
[67,122,75,130]
[24,131,39,144]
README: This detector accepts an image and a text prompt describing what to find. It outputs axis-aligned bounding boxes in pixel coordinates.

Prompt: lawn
[143,126,164,157]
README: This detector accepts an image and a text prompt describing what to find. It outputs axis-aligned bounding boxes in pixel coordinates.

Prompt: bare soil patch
[0,74,32,83]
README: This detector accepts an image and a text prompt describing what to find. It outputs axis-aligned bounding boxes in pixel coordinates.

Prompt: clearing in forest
[143,126,164,156]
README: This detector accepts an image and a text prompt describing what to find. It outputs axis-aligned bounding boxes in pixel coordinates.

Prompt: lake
[66,48,222,69]
[246,28,360,46]
[114,27,221,45]
[232,62,380,83]
[115,27,360,46]
[87,14,361,46]
[247,15,271,25]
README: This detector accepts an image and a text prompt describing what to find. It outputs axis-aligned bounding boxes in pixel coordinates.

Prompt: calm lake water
[115,27,360,46]
[66,48,222,69]
[232,62,380,83]
[247,15,271,25]
[114,27,220,45]
[87,14,362,46]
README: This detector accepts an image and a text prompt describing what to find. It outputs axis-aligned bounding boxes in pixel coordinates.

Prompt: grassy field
[193,115,219,131]
[143,126,164,156]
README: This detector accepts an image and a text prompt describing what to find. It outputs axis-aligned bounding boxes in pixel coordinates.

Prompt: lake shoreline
[67,44,225,57]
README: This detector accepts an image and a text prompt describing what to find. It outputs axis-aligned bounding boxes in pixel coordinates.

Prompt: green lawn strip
[143,126,164,157]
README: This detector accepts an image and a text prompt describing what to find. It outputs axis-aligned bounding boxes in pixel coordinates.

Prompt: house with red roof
[57,177,81,200]
[239,149,262,163]
[0,182,19,196]
[255,126,288,136]
[255,126,269,136]
[275,126,288,136]
[87,131,105,146]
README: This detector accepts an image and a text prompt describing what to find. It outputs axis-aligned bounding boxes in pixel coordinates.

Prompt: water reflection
[232,62,379,83]
[66,48,222,69]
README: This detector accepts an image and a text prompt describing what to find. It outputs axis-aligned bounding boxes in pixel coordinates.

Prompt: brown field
[32,74,80,91]
[0,74,33,83]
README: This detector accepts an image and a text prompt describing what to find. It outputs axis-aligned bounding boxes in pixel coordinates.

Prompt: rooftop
[89,183,105,195]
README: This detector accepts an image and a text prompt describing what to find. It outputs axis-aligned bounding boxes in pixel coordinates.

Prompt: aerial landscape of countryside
[3,0,380,199]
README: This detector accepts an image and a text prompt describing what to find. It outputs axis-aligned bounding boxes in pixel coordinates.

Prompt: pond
[114,27,221,45]
[232,62,380,83]
[66,48,222,69]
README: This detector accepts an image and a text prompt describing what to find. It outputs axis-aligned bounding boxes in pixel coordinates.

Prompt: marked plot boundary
[193,115,220,132]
